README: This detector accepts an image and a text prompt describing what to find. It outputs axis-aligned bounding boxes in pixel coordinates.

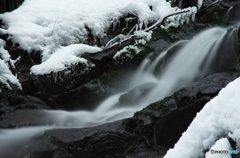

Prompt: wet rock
[0,110,54,128]
[225,2,240,23]
[0,94,50,116]
[145,39,169,52]
[4,121,138,158]
[52,80,112,110]
[156,96,211,148]
[123,149,167,158]
[174,72,239,108]
[47,68,133,110]
[124,68,240,149]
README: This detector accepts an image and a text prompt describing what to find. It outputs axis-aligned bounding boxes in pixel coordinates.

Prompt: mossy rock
[94,69,132,91]
[151,26,180,42]
[134,95,177,118]
[133,46,155,62]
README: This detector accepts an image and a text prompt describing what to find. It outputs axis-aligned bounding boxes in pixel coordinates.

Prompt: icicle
[144,20,148,30]
[139,20,144,30]
[126,19,129,28]
[112,19,117,30]
[135,24,139,31]
[116,19,121,28]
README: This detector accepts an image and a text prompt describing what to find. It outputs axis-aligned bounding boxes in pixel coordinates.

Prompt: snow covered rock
[163,74,240,158]
[0,0,198,76]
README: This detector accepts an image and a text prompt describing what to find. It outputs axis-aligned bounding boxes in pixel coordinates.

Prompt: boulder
[174,72,239,108]
[0,94,50,116]
[0,120,138,158]
[52,80,112,110]
[124,67,240,149]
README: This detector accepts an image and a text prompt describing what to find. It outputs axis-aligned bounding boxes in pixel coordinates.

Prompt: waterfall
[0,25,239,157]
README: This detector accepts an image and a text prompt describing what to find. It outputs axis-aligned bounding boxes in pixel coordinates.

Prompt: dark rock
[0,110,53,128]
[82,37,135,70]
[0,0,24,13]
[124,68,240,149]
[174,72,239,108]
[156,96,211,148]
[225,2,240,23]
[0,94,50,116]
[145,39,170,54]
[122,149,167,158]
[46,68,133,110]
[171,0,198,9]
[0,120,138,158]
[52,80,112,110]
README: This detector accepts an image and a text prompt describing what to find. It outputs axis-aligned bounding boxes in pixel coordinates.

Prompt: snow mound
[0,0,197,75]
[164,76,240,158]
[31,44,102,75]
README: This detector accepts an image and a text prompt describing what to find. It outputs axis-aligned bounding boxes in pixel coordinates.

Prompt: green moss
[133,46,155,61]
[97,69,129,88]
[148,96,175,112]
[208,5,222,13]
[151,26,180,42]
[98,73,115,85]
[196,5,228,26]
[133,95,176,118]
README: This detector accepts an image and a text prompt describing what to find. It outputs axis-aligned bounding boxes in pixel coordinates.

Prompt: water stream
[0,26,239,157]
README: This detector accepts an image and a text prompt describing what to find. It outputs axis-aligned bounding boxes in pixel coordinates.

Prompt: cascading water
[0,25,239,157]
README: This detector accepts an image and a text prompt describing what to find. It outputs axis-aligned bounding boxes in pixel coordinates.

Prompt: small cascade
[130,40,189,87]
[147,28,228,100]
[0,25,239,157]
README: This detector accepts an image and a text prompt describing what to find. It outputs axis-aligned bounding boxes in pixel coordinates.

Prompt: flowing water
[0,26,239,157]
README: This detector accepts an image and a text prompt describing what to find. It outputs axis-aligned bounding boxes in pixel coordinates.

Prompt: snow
[205,138,231,158]
[0,0,197,75]
[31,44,102,75]
[0,39,13,67]
[0,39,21,90]
[113,45,141,65]
[163,76,240,158]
